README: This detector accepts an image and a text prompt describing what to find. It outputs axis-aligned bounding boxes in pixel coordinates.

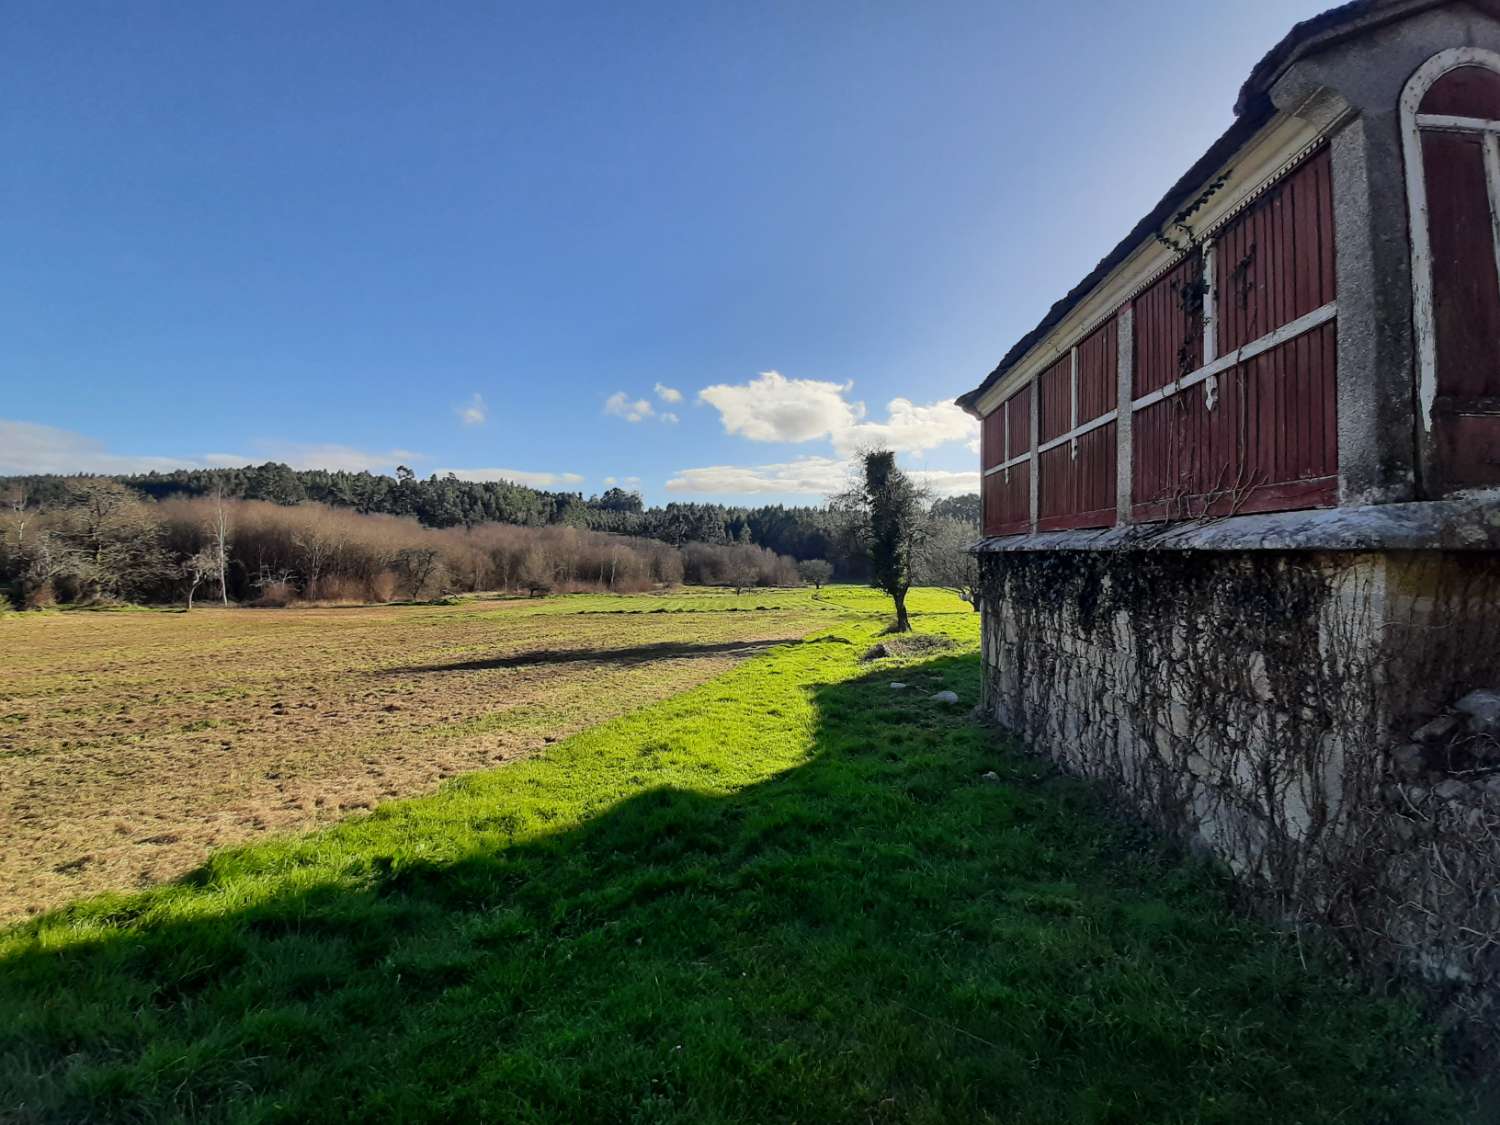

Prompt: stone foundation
[977,540,1500,1038]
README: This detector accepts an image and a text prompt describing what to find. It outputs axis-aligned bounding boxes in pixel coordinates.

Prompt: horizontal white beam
[1131,301,1337,413]
[1036,409,1119,455]
[982,450,1032,477]
[1416,113,1500,134]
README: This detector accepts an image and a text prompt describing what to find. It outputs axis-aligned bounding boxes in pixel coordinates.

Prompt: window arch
[1401,46,1500,493]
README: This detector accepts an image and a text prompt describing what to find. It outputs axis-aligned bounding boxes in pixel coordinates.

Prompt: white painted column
[1116,305,1134,525]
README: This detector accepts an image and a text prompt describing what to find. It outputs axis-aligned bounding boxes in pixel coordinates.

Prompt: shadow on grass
[386,639,791,675]
[0,653,1472,1124]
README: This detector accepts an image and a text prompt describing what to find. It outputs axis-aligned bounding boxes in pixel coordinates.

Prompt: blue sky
[2,0,1329,505]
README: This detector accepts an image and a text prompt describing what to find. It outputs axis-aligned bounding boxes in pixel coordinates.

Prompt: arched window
[1401,47,1500,493]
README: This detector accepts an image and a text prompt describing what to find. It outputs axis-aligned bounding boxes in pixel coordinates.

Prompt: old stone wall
[977,546,1500,1039]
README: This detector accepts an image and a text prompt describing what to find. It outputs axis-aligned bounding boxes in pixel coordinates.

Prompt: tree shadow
[385,638,793,674]
[0,653,1471,1123]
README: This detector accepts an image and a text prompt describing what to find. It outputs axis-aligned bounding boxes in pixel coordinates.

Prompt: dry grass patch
[0,591,852,919]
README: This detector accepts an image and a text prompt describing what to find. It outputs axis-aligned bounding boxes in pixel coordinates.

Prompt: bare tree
[919,519,979,611]
[181,548,219,611]
[2,482,29,549]
[210,485,231,605]
[796,559,834,590]
[394,546,443,599]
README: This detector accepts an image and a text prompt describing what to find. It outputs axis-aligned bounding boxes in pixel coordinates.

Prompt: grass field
[0,587,1468,1122]
[0,586,915,920]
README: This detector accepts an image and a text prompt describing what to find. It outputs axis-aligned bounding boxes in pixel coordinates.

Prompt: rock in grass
[980,771,1001,783]
[1411,714,1458,744]
[1455,689,1500,734]
[930,690,959,705]
[1391,743,1426,779]
[889,682,908,691]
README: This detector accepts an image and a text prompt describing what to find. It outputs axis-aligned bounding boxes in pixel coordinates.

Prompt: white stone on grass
[930,690,959,705]
[1455,689,1500,734]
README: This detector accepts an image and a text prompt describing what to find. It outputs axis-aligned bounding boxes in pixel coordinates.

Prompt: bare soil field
[0,588,852,919]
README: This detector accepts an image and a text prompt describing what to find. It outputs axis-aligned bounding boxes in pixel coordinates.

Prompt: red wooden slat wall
[983,463,1030,536]
[1038,427,1117,530]
[1133,254,1203,398]
[982,145,1341,534]
[981,384,1033,536]
[1215,147,1335,354]
[981,409,1006,470]
[1006,384,1032,455]
[1133,147,1337,521]
[1076,318,1117,422]
[1037,355,1072,443]
[1132,321,1337,520]
[1038,317,1118,530]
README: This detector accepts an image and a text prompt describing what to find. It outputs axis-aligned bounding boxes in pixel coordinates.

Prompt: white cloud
[0,419,426,477]
[697,371,859,444]
[660,412,680,425]
[908,468,982,496]
[654,383,683,403]
[604,391,654,423]
[666,457,852,496]
[666,455,979,498]
[0,419,226,475]
[695,371,976,456]
[602,475,643,489]
[437,467,585,488]
[456,392,487,427]
[835,397,977,458]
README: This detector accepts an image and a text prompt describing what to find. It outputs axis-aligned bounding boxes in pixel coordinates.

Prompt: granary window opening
[1403,48,1500,493]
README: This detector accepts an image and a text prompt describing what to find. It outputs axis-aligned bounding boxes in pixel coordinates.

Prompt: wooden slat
[1133,253,1203,397]
[1420,64,1500,118]
[1131,322,1338,521]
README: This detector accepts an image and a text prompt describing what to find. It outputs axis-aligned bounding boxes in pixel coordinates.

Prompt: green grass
[0,594,1466,1123]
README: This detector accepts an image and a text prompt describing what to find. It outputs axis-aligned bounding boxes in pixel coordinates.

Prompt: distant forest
[4,464,979,561]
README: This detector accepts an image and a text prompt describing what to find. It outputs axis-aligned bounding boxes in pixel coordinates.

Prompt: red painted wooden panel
[1421,65,1500,117]
[1006,384,1032,454]
[1037,423,1116,530]
[981,408,1006,470]
[1133,253,1204,397]
[1435,414,1500,488]
[982,461,1031,537]
[1037,354,1072,443]
[1214,146,1336,354]
[1424,132,1500,401]
[1423,129,1500,489]
[1132,321,1337,520]
[1076,317,1117,422]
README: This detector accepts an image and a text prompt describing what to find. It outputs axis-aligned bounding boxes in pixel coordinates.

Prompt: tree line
[0,479,815,609]
[3,465,978,569]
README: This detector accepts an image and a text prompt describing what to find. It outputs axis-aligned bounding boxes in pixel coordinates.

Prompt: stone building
[957,0,1500,1034]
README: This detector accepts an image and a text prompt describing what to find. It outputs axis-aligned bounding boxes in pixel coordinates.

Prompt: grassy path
[0,601,1464,1122]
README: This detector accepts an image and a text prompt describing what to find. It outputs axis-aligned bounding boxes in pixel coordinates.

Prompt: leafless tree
[210,485,231,605]
[394,546,443,599]
[918,519,980,611]
[180,548,219,611]
[797,559,834,590]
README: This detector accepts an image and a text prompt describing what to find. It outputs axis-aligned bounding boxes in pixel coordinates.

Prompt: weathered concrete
[976,545,1500,1035]
[973,493,1500,553]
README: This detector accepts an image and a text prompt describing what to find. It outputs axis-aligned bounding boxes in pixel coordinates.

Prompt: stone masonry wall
[977,547,1500,1040]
